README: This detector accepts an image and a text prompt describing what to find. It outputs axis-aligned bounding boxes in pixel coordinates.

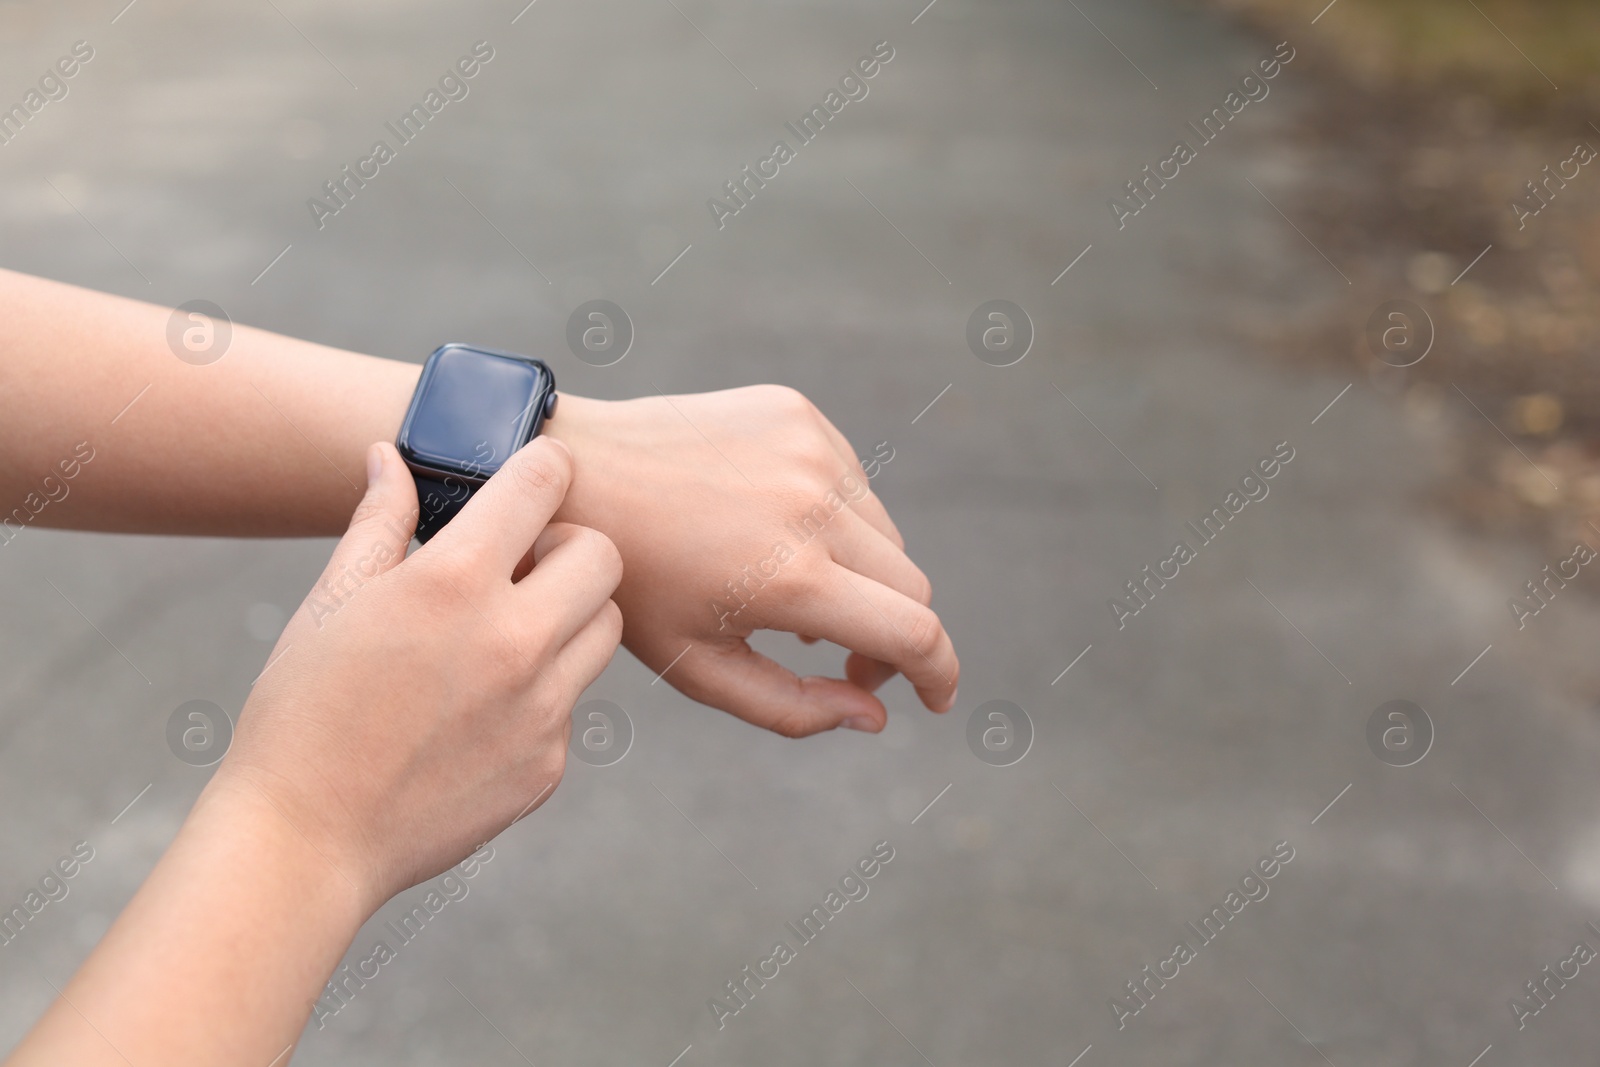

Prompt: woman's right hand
[213,435,623,913]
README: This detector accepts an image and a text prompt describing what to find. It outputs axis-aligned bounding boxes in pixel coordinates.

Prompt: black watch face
[398,345,551,480]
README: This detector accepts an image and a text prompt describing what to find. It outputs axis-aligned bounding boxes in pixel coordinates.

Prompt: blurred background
[3,0,1600,1063]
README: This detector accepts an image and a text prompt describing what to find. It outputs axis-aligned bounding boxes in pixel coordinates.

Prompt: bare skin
[7,439,622,1066]
[0,268,958,735]
[0,268,959,1063]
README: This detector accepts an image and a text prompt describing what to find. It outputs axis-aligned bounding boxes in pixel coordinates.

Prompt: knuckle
[521,756,565,815]
[540,520,583,543]
[907,568,934,607]
[506,445,569,501]
[767,707,814,739]
[574,527,624,588]
[758,383,815,419]
[762,674,820,739]
[347,493,388,531]
[762,559,821,610]
[902,606,946,662]
[599,599,624,644]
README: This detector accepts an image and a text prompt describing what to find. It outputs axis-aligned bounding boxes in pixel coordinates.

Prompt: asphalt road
[3,1,1600,1064]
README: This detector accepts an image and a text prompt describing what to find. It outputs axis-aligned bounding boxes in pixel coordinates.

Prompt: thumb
[316,443,418,589]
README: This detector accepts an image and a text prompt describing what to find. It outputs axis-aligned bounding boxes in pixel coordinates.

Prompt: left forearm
[0,269,617,541]
[0,268,419,536]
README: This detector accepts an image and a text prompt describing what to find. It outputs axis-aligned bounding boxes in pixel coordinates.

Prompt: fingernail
[943,687,958,713]
[841,716,877,732]
[366,443,383,486]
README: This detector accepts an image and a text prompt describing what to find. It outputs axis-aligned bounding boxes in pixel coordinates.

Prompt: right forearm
[6,778,370,1066]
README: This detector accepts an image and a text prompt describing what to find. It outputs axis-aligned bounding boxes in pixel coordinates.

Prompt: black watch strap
[412,473,478,544]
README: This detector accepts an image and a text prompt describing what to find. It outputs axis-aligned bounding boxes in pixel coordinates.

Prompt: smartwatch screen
[401,346,546,478]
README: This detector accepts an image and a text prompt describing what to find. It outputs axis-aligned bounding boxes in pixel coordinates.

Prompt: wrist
[537,392,627,527]
[193,771,378,930]
[25,771,378,1062]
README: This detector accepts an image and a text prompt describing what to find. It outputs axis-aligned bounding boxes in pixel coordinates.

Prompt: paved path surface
[4,1,1599,1064]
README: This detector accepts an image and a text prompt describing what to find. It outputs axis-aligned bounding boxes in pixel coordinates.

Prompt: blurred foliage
[1207,0,1599,108]
[1196,0,1600,547]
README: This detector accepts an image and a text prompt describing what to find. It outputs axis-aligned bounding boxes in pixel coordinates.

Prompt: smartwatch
[395,343,558,543]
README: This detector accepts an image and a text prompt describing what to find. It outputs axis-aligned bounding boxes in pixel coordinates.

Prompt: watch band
[411,472,477,544]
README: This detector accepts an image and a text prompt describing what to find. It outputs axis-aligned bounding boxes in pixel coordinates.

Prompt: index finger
[786,566,959,712]
[425,436,574,576]
[669,639,889,738]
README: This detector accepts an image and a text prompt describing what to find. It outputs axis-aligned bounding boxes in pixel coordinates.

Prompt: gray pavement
[4,1,1600,1064]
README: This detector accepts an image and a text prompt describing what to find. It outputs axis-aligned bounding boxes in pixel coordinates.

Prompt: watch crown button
[543,392,559,420]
